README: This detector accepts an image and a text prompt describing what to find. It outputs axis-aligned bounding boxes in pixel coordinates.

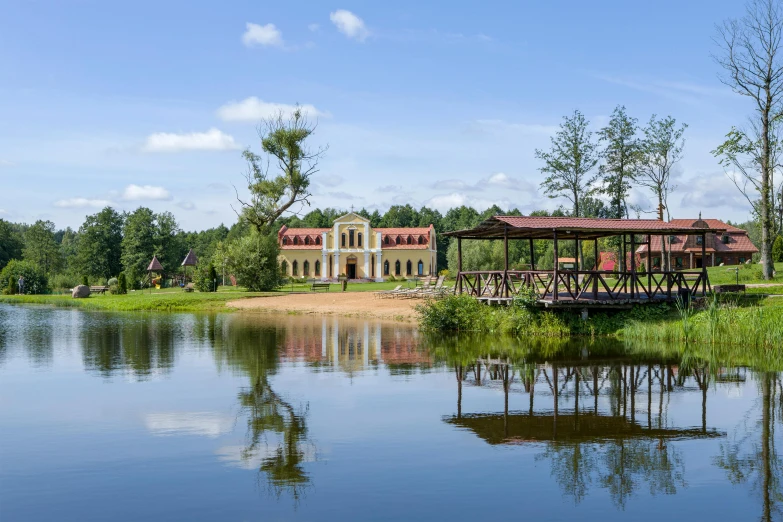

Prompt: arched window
[384,235,390,245]
[406,236,412,245]
[304,236,311,245]
[358,233,362,248]
[293,236,299,245]
[315,260,321,276]
[406,260,412,276]
[341,233,346,248]
[395,236,400,245]
[418,235,424,245]
[417,260,424,275]
[292,260,298,276]
[315,236,321,245]
[384,260,390,275]
[282,237,288,245]
[349,229,355,247]
[281,260,288,275]
[304,260,310,276]
[395,260,401,276]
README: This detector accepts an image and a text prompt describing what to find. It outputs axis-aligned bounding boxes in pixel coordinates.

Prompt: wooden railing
[456,270,710,302]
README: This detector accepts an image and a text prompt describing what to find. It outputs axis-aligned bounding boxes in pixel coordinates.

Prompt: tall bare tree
[235,107,327,233]
[714,0,783,279]
[639,115,687,271]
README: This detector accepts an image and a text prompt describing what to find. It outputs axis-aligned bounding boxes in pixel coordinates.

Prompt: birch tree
[714,0,783,278]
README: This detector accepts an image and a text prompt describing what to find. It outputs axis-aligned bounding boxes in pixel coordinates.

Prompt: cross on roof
[350,204,355,212]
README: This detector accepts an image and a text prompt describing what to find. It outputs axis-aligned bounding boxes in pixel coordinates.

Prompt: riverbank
[227,292,419,321]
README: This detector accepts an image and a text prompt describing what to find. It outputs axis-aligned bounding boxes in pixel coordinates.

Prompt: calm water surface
[1,304,781,521]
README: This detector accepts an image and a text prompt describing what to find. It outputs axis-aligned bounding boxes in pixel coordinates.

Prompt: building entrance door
[695,257,703,268]
[347,262,357,279]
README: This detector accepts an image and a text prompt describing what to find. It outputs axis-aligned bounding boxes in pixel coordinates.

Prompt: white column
[321,317,327,358]
[375,232,384,282]
[334,252,340,279]
[364,252,370,279]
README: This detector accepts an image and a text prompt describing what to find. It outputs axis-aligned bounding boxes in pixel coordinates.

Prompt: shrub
[108,283,121,294]
[82,275,89,286]
[773,235,783,263]
[194,262,217,292]
[5,276,14,295]
[416,294,486,331]
[0,260,48,294]
[224,232,281,292]
[387,275,396,282]
[107,277,118,286]
[118,272,127,294]
[49,273,78,291]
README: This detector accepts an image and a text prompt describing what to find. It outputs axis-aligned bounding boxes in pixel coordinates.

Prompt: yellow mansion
[278,212,437,281]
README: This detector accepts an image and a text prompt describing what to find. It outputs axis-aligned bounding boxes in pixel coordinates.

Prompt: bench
[90,286,108,294]
[713,284,746,294]
[311,282,330,292]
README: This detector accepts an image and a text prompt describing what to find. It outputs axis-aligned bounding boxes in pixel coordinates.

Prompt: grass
[706,261,783,285]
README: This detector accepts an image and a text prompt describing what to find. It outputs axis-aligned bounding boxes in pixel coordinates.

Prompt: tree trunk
[762,108,775,279]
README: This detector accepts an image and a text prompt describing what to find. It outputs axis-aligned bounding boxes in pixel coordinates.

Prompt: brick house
[635,218,758,269]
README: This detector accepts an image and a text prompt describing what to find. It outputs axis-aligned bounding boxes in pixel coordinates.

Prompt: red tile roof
[377,226,432,250]
[495,216,722,231]
[667,218,745,233]
[278,225,328,250]
[635,218,758,255]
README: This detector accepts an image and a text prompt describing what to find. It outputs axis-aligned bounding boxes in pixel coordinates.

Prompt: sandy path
[227,292,420,321]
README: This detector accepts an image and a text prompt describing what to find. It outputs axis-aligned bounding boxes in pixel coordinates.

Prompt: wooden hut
[147,255,163,289]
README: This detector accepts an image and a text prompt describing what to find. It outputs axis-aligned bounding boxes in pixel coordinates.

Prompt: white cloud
[217,97,327,122]
[426,192,468,210]
[327,191,363,200]
[330,10,369,41]
[0,159,14,167]
[679,172,751,213]
[484,172,536,192]
[317,174,344,187]
[0,209,9,215]
[308,23,320,32]
[177,200,195,210]
[54,197,113,209]
[122,184,172,201]
[242,22,283,47]
[475,119,559,135]
[216,444,317,470]
[145,412,234,438]
[143,128,239,152]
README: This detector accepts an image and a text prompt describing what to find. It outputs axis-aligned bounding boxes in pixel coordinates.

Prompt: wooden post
[665,235,672,299]
[529,238,536,270]
[504,225,509,298]
[593,238,599,299]
[630,234,636,299]
[647,234,652,296]
[574,233,580,295]
[457,237,463,294]
[701,232,707,295]
[553,229,559,302]
[621,235,627,293]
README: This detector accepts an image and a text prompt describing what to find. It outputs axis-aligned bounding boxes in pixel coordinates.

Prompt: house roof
[377,226,433,249]
[181,248,198,267]
[147,255,163,272]
[444,216,726,240]
[635,223,758,255]
[668,218,745,233]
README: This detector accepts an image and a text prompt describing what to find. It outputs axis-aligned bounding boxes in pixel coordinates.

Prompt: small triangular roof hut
[147,255,163,272]
[181,248,198,267]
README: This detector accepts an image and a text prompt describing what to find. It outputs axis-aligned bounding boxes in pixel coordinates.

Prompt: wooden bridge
[444,216,723,307]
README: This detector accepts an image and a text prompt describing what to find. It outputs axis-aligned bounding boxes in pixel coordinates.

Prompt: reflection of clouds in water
[145,412,234,438]
[215,443,317,470]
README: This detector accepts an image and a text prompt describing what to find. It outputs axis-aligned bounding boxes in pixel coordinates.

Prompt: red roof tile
[494,216,722,231]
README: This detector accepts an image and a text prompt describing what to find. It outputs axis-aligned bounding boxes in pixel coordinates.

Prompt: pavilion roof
[147,255,163,272]
[443,216,726,241]
[181,248,198,267]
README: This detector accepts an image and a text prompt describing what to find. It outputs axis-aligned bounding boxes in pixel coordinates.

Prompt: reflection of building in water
[278,317,430,372]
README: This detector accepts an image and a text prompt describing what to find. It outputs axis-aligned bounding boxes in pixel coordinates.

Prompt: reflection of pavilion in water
[446,358,729,442]
[444,358,733,506]
[279,317,432,372]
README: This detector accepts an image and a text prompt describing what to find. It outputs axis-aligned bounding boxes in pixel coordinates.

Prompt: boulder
[72,285,91,298]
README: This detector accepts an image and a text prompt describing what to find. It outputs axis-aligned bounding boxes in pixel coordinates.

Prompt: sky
[0,0,761,231]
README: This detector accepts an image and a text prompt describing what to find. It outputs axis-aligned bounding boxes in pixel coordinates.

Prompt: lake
[1,304,780,521]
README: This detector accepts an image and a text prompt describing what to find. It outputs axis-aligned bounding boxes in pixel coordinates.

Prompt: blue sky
[0,0,757,231]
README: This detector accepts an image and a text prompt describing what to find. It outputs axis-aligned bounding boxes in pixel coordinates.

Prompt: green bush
[416,294,486,331]
[108,283,121,294]
[82,275,89,286]
[773,236,783,263]
[107,277,118,286]
[49,273,78,291]
[118,272,127,294]
[224,232,281,292]
[6,276,14,295]
[194,262,218,292]
[0,260,48,294]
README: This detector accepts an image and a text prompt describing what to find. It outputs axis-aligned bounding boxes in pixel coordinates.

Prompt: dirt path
[227,292,420,321]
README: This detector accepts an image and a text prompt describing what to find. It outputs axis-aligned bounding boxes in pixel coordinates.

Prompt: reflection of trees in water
[714,372,783,522]
[211,316,314,502]
[447,356,719,508]
[80,314,176,378]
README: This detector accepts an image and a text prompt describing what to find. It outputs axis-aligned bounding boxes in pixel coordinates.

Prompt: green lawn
[706,262,783,285]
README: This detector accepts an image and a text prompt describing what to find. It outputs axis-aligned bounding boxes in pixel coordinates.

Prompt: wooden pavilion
[444,216,726,306]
